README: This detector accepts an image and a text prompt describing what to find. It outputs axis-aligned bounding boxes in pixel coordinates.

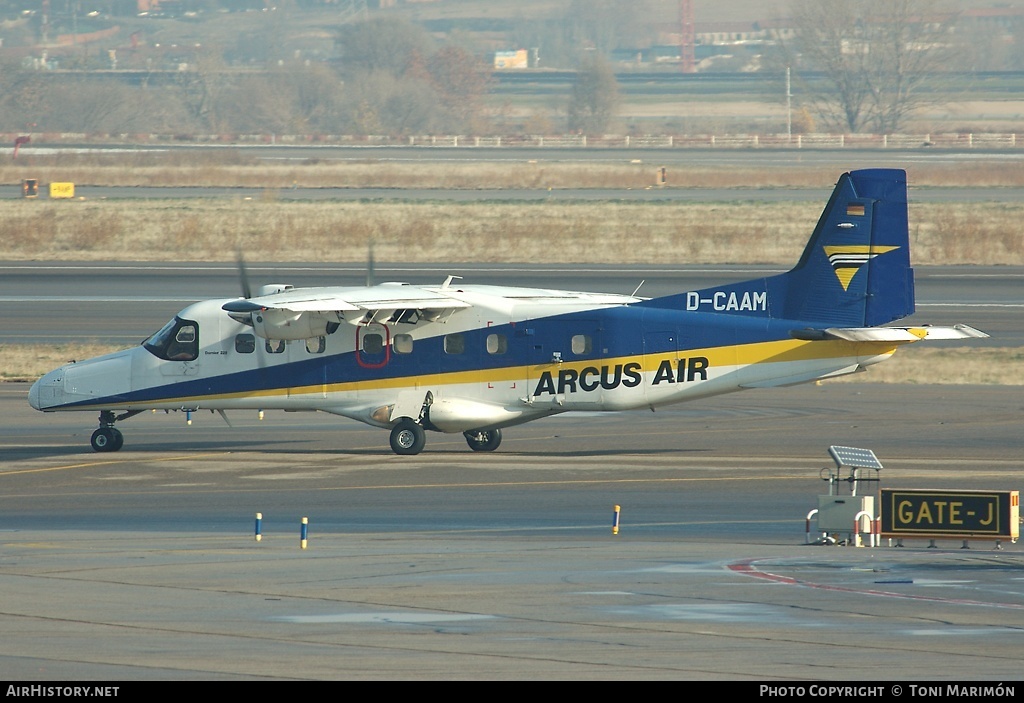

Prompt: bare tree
[426,46,494,133]
[334,16,434,78]
[46,81,154,133]
[785,0,961,133]
[567,53,620,134]
[0,59,49,131]
[341,70,442,136]
[171,49,233,132]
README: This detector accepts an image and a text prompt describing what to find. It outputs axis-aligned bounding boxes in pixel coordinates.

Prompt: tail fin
[650,168,915,327]
[778,168,913,326]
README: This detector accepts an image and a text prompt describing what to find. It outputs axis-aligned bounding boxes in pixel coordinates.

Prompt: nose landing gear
[91,409,123,452]
[91,426,124,452]
[89,410,142,452]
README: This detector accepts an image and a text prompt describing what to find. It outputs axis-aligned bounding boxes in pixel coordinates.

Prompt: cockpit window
[143,317,199,361]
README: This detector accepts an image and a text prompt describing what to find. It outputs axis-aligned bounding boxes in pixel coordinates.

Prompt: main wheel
[91,427,123,453]
[464,428,502,452]
[389,418,426,455]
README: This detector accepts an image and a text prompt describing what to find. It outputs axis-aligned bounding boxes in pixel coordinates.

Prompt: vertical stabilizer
[647,168,915,327]
[780,168,913,326]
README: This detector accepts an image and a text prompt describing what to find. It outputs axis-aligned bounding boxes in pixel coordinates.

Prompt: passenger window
[393,334,413,354]
[571,334,592,355]
[486,333,507,355]
[306,336,325,354]
[362,333,384,354]
[235,334,256,354]
[265,338,285,354]
[444,333,464,354]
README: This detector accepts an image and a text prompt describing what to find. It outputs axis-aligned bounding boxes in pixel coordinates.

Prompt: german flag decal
[824,245,899,291]
[846,203,866,216]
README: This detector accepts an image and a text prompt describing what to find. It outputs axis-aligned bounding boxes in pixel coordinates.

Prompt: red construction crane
[679,0,695,73]
[41,0,50,44]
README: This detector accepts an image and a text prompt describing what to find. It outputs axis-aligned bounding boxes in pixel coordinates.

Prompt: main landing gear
[464,428,502,452]
[389,418,426,455]
[387,420,504,455]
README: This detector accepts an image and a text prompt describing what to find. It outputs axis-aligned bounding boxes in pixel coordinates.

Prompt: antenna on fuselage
[632,280,645,296]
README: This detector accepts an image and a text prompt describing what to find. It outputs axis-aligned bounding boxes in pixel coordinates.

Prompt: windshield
[143,316,199,361]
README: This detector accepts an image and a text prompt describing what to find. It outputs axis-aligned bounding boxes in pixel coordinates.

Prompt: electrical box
[817,495,875,533]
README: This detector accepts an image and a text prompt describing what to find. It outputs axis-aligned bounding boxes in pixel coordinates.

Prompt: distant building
[682,21,795,47]
[656,17,794,49]
[494,49,528,70]
[963,6,1024,31]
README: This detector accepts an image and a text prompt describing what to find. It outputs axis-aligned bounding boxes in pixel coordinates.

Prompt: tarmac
[2,381,1023,681]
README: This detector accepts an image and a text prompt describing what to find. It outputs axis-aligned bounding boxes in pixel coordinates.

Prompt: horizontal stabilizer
[792,324,989,343]
[905,324,990,340]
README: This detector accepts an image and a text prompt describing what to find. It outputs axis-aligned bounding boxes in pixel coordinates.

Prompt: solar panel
[828,445,883,470]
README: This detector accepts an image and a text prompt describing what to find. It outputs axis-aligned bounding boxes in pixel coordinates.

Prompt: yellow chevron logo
[824,245,900,291]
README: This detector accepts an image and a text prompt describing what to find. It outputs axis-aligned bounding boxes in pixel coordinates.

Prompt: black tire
[464,428,502,452]
[389,418,426,455]
[91,427,122,453]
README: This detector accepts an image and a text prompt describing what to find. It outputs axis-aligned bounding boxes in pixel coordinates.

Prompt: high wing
[221,279,644,340]
[222,282,475,339]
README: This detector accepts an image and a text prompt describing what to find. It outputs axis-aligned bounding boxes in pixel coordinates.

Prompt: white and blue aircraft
[29,168,987,455]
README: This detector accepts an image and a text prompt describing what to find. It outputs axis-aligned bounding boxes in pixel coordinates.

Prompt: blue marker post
[255,512,262,542]
[300,517,308,550]
[612,505,621,535]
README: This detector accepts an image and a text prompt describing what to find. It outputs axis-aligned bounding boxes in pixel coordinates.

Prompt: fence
[3,132,1021,150]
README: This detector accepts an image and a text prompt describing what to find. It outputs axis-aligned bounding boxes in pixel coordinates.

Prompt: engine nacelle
[258,284,294,296]
[253,309,330,340]
[425,397,523,433]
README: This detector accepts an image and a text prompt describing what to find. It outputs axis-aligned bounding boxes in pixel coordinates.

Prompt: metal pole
[786,67,792,141]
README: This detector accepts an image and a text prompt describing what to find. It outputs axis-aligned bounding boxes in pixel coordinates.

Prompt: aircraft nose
[28,368,64,411]
[28,377,41,410]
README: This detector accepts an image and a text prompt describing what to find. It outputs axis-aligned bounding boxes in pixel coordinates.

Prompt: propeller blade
[366,239,375,288]
[236,250,252,299]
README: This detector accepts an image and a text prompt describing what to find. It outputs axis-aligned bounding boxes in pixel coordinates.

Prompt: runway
[2,379,1023,681]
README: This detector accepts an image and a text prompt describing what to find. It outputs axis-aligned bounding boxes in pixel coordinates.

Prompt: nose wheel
[90,410,128,452]
[91,426,124,452]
